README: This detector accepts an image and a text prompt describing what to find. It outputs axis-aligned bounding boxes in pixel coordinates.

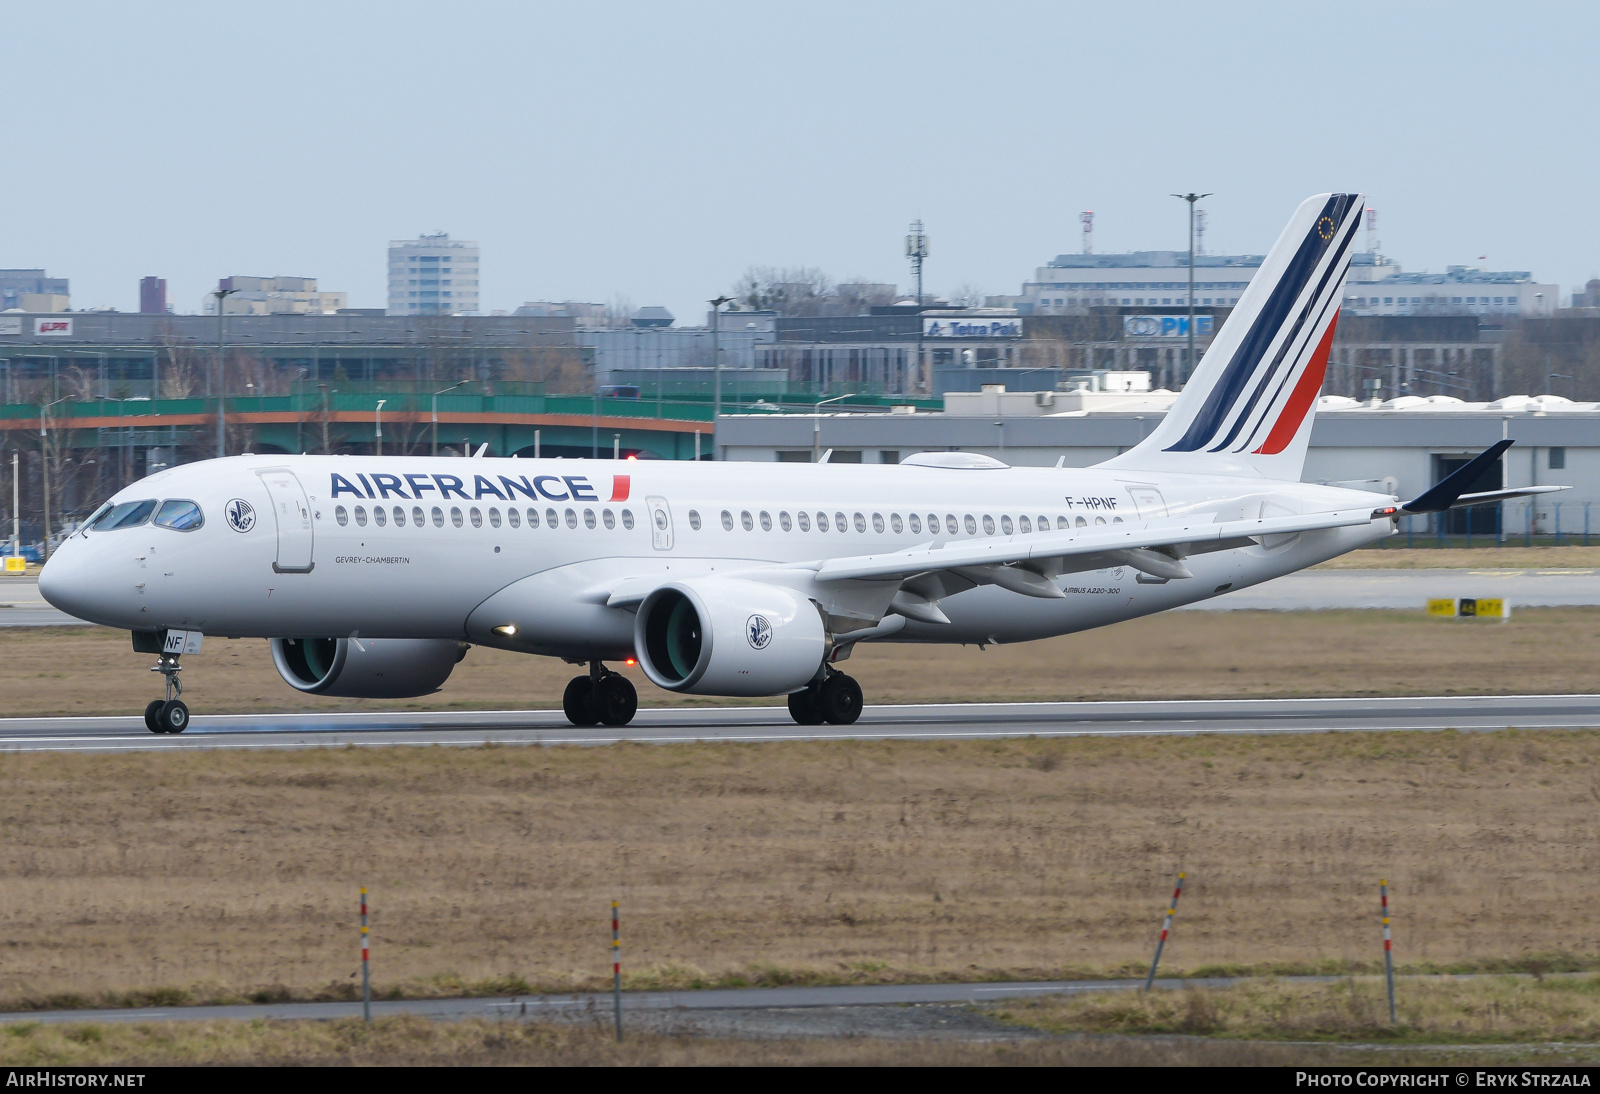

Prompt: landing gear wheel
[562,676,599,727]
[156,699,189,735]
[818,674,863,726]
[596,675,638,727]
[787,687,824,726]
[144,699,165,734]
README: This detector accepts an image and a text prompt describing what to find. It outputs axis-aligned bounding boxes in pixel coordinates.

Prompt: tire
[157,699,189,735]
[787,687,824,726]
[818,674,863,726]
[597,675,638,727]
[562,676,600,727]
[144,699,165,734]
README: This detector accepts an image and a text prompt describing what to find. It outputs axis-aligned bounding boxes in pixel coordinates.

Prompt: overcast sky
[5,1,1597,321]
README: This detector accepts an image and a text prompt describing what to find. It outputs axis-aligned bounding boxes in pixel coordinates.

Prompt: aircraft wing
[812,506,1383,596]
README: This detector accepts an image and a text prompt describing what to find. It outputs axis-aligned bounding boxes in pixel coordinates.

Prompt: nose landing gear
[144,652,190,735]
[562,662,638,727]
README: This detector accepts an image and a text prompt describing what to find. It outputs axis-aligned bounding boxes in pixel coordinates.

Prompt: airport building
[202,276,348,316]
[387,232,481,316]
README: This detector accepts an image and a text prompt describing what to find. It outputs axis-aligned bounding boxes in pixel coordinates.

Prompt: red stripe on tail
[1254,311,1340,455]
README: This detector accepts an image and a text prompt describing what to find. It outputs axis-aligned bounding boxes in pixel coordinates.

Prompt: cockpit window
[153,499,204,531]
[91,499,157,531]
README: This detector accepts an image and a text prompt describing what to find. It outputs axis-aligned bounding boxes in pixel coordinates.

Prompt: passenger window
[982,514,995,535]
[507,508,520,529]
[928,513,940,534]
[1072,516,1084,528]
[890,513,902,534]
[545,508,558,528]
[335,506,349,527]
[759,511,772,531]
[1001,515,1012,535]
[945,514,958,535]
[779,511,792,532]
[909,513,921,534]
[374,506,387,528]
[432,507,445,527]
[816,512,829,532]
[836,511,848,532]
[469,507,483,529]
[526,508,540,528]
[688,509,702,530]
[93,499,157,530]
[413,506,426,526]
[741,510,754,531]
[584,509,597,529]
[621,509,635,530]
[854,512,866,533]
[1018,515,1031,534]
[394,506,407,527]
[798,511,811,532]
[1094,515,1107,525]
[565,508,578,529]
[1113,516,1123,524]
[603,509,616,530]
[488,507,501,529]
[721,510,734,531]
[355,505,368,527]
[964,514,977,535]
[451,507,465,528]
[872,513,885,533]
[1039,514,1050,531]
[153,500,204,531]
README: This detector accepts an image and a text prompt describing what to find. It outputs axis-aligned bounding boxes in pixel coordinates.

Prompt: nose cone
[38,537,123,627]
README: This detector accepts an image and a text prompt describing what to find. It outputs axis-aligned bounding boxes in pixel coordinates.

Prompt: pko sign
[1123,315,1213,339]
[923,317,1022,338]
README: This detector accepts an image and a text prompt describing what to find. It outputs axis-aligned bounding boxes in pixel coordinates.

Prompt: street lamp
[211,286,238,458]
[39,396,69,562]
[708,295,733,459]
[431,380,466,457]
[374,398,387,456]
[1171,192,1212,386]
[811,392,853,463]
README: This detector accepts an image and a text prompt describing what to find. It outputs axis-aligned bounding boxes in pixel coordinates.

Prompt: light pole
[906,221,928,393]
[39,396,68,562]
[1171,192,1212,386]
[11,449,19,560]
[432,380,466,457]
[709,295,733,459]
[374,398,387,456]
[811,392,852,463]
[294,367,309,453]
[212,287,238,458]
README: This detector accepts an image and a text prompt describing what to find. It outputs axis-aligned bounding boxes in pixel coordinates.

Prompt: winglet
[1401,440,1512,513]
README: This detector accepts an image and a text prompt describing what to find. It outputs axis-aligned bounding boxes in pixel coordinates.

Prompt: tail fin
[1104,192,1365,480]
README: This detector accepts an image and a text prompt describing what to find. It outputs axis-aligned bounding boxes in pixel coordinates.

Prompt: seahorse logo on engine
[746,614,773,650]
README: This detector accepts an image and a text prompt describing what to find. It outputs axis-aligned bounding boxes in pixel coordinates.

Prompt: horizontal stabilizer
[1400,441,1511,513]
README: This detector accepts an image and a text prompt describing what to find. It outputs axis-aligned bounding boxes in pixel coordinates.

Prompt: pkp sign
[33,318,73,337]
[1122,315,1213,339]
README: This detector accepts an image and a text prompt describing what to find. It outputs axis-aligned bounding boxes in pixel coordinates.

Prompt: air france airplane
[40,194,1560,734]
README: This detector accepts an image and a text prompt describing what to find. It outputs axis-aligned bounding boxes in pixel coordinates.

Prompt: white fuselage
[40,454,1391,663]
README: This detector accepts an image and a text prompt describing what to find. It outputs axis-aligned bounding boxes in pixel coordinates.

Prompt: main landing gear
[144,652,190,735]
[562,662,638,727]
[787,671,863,726]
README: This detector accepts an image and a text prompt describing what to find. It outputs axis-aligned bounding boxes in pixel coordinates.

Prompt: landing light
[492,625,517,637]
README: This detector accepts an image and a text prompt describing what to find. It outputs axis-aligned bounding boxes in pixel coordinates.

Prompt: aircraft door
[258,469,315,573]
[645,495,673,551]
[1126,485,1169,518]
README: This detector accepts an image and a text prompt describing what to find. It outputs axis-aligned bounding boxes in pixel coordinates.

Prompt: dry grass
[0,1014,1395,1067]
[997,975,1600,1044]
[1316,546,1600,569]
[8,606,1600,717]
[1,731,1598,1013]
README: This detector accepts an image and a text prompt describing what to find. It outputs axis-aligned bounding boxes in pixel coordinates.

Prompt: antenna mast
[1079,210,1094,255]
[1365,207,1378,255]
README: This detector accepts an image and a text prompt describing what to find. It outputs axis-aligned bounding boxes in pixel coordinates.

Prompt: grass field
[0,729,1597,1015]
[7,605,1600,717]
[1318,546,1600,569]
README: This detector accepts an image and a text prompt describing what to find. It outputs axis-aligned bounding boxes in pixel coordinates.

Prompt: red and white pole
[361,886,371,1023]
[611,900,622,1041]
[1143,871,1186,992]
[1381,880,1396,1024]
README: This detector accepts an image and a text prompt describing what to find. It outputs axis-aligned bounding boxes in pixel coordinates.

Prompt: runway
[7,568,1600,627]
[2,694,1597,753]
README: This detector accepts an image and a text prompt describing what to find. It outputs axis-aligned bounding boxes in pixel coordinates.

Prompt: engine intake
[270,637,467,698]
[635,579,825,697]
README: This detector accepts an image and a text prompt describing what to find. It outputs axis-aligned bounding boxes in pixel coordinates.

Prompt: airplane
[39,193,1564,735]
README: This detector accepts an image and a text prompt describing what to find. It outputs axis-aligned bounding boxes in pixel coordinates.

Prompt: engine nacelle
[270,637,467,698]
[634,579,826,696]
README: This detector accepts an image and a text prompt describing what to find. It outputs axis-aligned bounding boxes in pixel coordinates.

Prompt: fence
[1388,500,1597,548]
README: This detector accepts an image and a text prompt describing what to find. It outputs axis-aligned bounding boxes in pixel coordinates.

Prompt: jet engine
[634,578,826,696]
[270,637,467,698]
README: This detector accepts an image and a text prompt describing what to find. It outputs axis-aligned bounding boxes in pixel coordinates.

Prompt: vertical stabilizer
[1103,192,1365,480]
